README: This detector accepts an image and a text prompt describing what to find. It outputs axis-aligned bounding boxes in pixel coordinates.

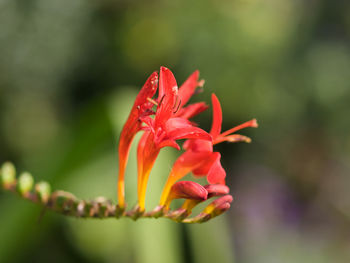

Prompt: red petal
[175,102,209,119]
[134,72,158,109]
[177,70,200,106]
[183,139,213,152]
[155,67,178,126]
[171,151,213,179]
[207,154,226,184]
[157,139,180,150]
[192,152,226,184]
[139,116,155,131]
[209,93,222,139]
[165,117,212,141]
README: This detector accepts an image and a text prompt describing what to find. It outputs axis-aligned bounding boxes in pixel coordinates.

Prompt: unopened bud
[203,195,233,216]
[17,172,34,196]
[1,162,16,188]
[165,181,208,209]
[204,184,230,198]
[35,181,51,203]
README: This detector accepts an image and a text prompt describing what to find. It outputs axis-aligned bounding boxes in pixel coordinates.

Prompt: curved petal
[209,93,222,139]
[207,153,226,184]
[155,67,178,127]
[183,139,213,152]
[177,70,200,106]
[192,152,226,184]
[165,117,212,141]
[176,102,209,119]
[157,139,180,150]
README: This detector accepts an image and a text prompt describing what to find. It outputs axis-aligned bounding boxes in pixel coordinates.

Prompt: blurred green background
[1,0,350,262]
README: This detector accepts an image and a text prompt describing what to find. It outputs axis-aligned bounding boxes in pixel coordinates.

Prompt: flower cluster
[117,66,257,221]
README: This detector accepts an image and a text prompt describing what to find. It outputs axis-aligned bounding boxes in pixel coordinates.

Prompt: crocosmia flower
[115,66,257,222]
[136,67,211,211]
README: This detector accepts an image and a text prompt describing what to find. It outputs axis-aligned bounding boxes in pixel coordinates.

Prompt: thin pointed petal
[176,102,209,119]
[156,67,178,126]
[157,139,180,150]
[209,93,223,138]
[165,118,212,141]
[177,70,200,106]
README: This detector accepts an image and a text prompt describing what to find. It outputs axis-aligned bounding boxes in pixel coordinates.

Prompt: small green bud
[17,172,34,196]
[1,162,16,188]
[35,181,51,203]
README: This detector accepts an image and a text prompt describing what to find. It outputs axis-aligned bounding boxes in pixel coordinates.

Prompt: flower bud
[35,181,51,203]
[1,162,16,188]
[203,194,233,216]
[17,172,34,196]
[204,184,230,198]
[165,181,208,209]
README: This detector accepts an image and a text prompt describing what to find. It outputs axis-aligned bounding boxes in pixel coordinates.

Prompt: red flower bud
[165,181,208,209]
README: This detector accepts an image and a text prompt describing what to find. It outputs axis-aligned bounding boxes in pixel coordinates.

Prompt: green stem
[0,162,219,223]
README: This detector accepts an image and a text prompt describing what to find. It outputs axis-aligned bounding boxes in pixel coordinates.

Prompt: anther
[147,97,158,106]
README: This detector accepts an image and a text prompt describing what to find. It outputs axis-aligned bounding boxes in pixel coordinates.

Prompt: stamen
[173,97,182,114]
[219,119,258,138]
[158,94,166,108]
[198,79,205,88]
[147,97,158,106]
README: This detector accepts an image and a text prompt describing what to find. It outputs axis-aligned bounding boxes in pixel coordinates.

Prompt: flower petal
[165,117,212,141]
[207,153,226,184]
[157,139,180,150]
[177,70,200,106]
[192,152,226,185]
[209,93,223,139]
[176,102,209,119]
[183,139,213,152]
[155,67,178,126]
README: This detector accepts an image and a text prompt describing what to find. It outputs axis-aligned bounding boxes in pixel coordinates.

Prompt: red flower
[159,94,258,206]
[136,67,212,211]
[117,72,158,208]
